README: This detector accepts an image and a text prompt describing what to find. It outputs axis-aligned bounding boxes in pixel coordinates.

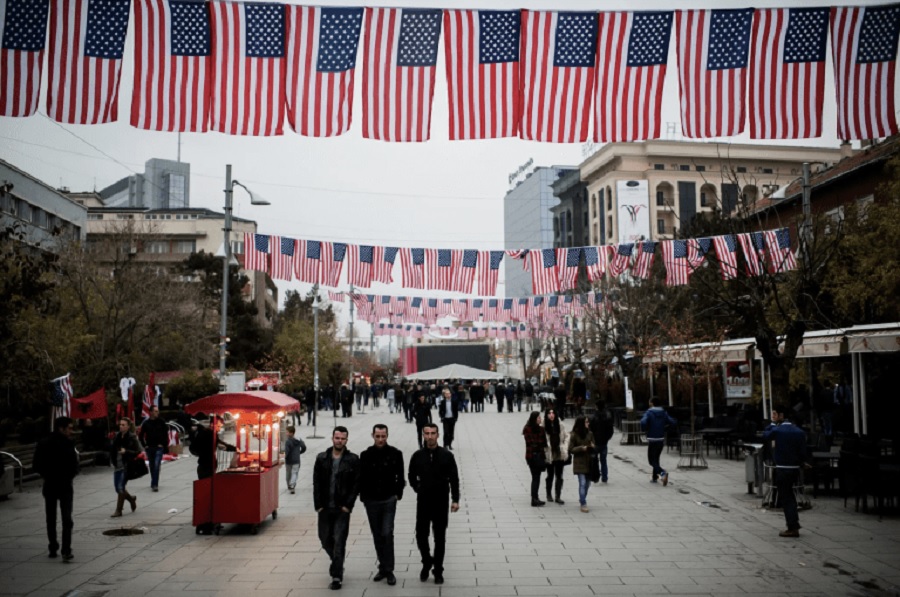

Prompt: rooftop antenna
[177,132,181,163]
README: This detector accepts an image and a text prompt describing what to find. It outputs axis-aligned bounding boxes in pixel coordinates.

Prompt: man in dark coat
[763,405,809,538]
[590,402,615,482]
[138,406,168,491]
[359,424,405,586]
[437,387,460,450]
[33,417,79,561]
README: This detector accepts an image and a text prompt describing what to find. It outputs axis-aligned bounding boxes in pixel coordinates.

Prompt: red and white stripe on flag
[830,5,900,141]
[0,0,48,117]
[594,11,672,142]
[243,232,270,272]
[738,232,767,277]
[530,249,559,296]
[320,242,346,288]
[712,234,739,280]
[583,245,609,283]
[51,373,74,419]
[399,248,426,289]
[765,228,797,273]
[293,239,321,284]
[346,244,374,288]
[748,8,828,139]
[286,6,362,137]
[361,7,442,142]
[131,0,211,132]
[270,236,294,281]
[443,9,521,140]
[477,250,503,296]
[675,9,753,138]
[661,240,690,286]
[519,10,597,143]
[558,248,581,292]
[209,1,286,136]
[47,0,129,124]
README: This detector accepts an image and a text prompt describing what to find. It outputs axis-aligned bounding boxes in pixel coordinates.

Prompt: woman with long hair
[543,409,568,504]
[522,411,548,506]
[567,415,595,513]
[110,417,142,517]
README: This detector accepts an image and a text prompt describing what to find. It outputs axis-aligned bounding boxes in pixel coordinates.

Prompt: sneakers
[329,577,342,590]
[661,472,669,487]
[62,553,73,563]
[434,573,444,584]
[420,564,431,582]
[779,529,800,538]
[580,505,589,513]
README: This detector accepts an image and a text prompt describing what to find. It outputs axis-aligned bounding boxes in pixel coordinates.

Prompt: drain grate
[102,528,145,537]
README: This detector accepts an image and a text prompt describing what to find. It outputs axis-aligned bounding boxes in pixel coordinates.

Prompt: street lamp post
[310,285,323,438]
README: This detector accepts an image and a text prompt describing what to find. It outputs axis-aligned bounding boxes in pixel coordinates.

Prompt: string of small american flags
[2,2,898,142]
[244,227,797,296]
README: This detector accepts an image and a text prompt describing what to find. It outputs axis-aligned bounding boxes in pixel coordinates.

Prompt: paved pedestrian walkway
[1,408,898,597]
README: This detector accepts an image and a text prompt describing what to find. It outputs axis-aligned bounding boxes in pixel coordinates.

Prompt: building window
[146,241,168,254]
[88,213,103,220]
[116,214,134,220]
[607,216,613,238]
[695,165,706,172]
[164,173,187,209]
[172,240,196,253]
[17,200,31,222]
[656,191,665,206]
[679,165,690,171]
[231,240,244,254]
[654,163,664,170]
[606,186,612,211]
[700,192,707,207]
[657,219,666,234]
[762,168,773,174]
[34,208,48,228]
[737,166,747,173]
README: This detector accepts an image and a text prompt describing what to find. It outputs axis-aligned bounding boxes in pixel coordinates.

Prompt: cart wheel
[195,526,200,535]
[272,510,277,520]
[251,526,258,535]
[214,525,221,536]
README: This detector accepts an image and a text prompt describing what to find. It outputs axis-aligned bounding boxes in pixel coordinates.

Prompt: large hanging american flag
[662,239,691,286]
[48,0,130,124]
[688,237,713,270]
[443,9,521,140]
[632,240,657,279]
[320,241,346,287]
[400,247,426,289]
[765,227,797,273]
[595,11,672,142]
[830,5,900,141]
[477,250,504,296]
[530,248,559,295]
[519,10,597,143]
[427,249,458,291]
[50,373,74,419]
[608,243,634,277]
[558,247,581,291]
[675,8,753,138]
[294,239,321,283]
[209,1,285,136]
[286,6,362,137]
[453,249,478,293]
[347,244,375,287]
[362,7,441,142]
[131,0,211,132]
[738,231,768,276]
[712,234,739,280]
[749,7,829,139]
[583,245,609,282]
[270,236,295,281]
[372,246,398,284]
[243,232,270,272]
[1,0,49,117]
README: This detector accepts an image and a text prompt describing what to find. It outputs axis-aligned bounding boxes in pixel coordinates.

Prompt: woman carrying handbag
[567,416,595,513]
[522,411,548,507]
[110,418,143,518]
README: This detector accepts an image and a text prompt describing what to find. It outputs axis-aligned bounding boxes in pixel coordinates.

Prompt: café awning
[643,339,754,364]
[846,323,900,353]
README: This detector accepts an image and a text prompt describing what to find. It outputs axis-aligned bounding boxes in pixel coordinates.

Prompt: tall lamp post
[309,285,324,438]
[219,164,270,384]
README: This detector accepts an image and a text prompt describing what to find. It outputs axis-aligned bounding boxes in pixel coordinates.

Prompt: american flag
[362,7,441,142]
[583,245,609,282]
[327,290,345,302]
[766,227,797,273]
[209,1,285,136]
[470,298,484,321]
[632,240,657,279]
[662,240,691,286]
[595,11,672,142]
[427,249,459,291]
[407,296,423,321]
[830,5,900,141]
[50,373,74,419]
[487,298,499,321]
[749,8,828,139]
[412,325,423,339]
[320,241,346,287]
[400,248,426,289]
[293,239,321,283]
[270,236,295,281]
[47,0,130,124]
[530,248,559,295]
[608,243,634,277]
[688,237,713,270]
[359,294,376,322]
[347,244,374,287]
[141,377,158,422]
[519,10,597,143]
[531,296,544,321]
[131,0,211,132]
[514,297,530,321]
[454,249,478,293]
[505,249,529,270]
[477,250,504,296]
[423,298,438,322]
[501,298,514,322]
[559,247,582,291]
[286,6,362,137]
[375,295,392,319]
[372,246,398,284]
[712,234,739,280]
[738,232,767,276]
[675,9,753,138]
[243,232,270,272]
[443,9,520,140]
[1,0,49,117]
[437,298,454,316]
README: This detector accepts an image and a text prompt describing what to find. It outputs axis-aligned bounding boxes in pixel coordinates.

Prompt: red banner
[70,389,108,420]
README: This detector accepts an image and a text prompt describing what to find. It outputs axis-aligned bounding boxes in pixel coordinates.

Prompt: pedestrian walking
[589,401,615,483]
[522,411,548,507]
[495,381,505,412]
[505,382,516,413]
[524,379,535,410]
[110,418,142,518]
[543,408,569,504]
[386,385,396,413]
[763,404,809,538]
[567,416,595,513]
[32,416,79,562]
[640,397,677,486]
[413,392,433,448]
[469,380,485,413]
[359,424,405,586]
[305,387,317,425]
[313,426,360,591]
[138,406,168,492]
[437,387,460,450]
[408,424,460,585]
[282,425,307,494]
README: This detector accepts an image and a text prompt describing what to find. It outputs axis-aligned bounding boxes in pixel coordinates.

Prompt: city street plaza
[1,408,898,597]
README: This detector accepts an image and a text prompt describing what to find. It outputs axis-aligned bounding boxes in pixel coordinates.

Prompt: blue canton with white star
[384,247,399,263]
[566,248,581,267]
[627,12,672,67]
[488,298,498,308]
[479,10,520,64]
[583,246,599,265]
[462,250,478,268]
[280,237,294,257]
[673,240,688,258]
[2,0,48,52]
[503,298,513,310]
[751,231,766,250]
[707,9,752,71]
[784,7,828,64]
[438,249,452,267]
[696,238,712,256]
[489,250,504,269]
[617,243,634,257]
[306,240,320,259]
[317,7,362,73]
[170,0,210,57]
[254,234,270,253]
[359,245,374,264]
[857,5,900,64]
[333,242,347,261]
[776,228,792,250]
[85,0,130,59]
[541,248,557,268]
[554,12,598,68]
[397,9,441,67]
[244,3,284,58]
[411,248,424,265]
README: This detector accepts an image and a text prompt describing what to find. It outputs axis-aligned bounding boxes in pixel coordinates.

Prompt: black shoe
[386,573,396,586]
[434,573,444,584]
[48,552,57,559]
[62,553,73,563]
[329,578,342,590]
[373,572,386,582]
[531,499,545,507]
[420,564,431,581]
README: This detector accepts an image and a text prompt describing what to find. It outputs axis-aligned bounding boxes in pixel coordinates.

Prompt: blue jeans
[113,469,128,493]
[146,447,164,488]
[597,444,608,481]
[318,509,351,580]
[364,497,398,573]
[577,473,590,506]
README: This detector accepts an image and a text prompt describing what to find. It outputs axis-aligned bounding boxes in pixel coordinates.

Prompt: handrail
[0,451,24,493]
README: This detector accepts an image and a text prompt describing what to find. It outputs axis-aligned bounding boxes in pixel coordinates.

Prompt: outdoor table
[810,451,840,496]
[699,428,736,457]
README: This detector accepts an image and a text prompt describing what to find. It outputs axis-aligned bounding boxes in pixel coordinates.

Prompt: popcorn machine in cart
[185,391,299,535]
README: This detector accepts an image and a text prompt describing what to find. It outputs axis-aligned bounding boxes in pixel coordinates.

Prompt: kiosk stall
[186,391,299,535]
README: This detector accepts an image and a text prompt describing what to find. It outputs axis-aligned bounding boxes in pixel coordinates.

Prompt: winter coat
[544,422,569,463]
[567,430,595,475]
[312,448,360,512]
[640,407,677,442]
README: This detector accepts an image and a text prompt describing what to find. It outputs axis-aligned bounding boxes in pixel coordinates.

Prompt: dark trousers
[545,460,565,497]
[442,419,456,447]
[415,499,449,574]
[146,446,164,488]
[648,441,665,479]
[43,483,74,556]
[364,497,397,573]
[318,509,351,580]
[775,468,801,530]
[597,443,609,481]
[527,460,544,500]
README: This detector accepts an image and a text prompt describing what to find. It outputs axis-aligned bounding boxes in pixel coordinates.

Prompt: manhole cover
[102,528,145,537]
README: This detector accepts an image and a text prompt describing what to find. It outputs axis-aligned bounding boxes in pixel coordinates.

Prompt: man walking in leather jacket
[359,424,405,585]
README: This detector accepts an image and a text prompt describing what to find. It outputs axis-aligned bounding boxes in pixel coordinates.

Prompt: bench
[1,441,104,493]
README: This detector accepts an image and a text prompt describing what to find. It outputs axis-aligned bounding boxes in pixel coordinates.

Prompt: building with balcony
[550,169,590,249]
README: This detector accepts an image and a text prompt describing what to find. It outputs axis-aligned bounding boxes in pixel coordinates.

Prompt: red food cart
[185,391,299,535]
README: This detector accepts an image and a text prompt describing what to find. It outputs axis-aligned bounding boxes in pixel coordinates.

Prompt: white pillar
[851,352,860,435]
[860,355,868,436]
[760,360,767,420]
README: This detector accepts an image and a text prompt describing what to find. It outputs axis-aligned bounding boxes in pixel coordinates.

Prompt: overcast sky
[2,0,894,346]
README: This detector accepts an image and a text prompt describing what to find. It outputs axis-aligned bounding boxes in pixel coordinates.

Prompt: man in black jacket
[138,406,168,491]
[590,402,615,483]
[33,417,79,561]
[408,423,460,585]
[313,426,360,591]
[437,387,460,450]
[359,424,405,586]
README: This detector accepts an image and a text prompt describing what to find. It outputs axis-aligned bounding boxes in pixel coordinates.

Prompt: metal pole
[312,285,321,437]
[218,165,233,382]
[859,355,868,435]
[347,285,354,421]
[801,162,811,263]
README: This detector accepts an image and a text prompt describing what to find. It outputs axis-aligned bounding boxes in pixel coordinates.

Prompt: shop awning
[643,339,754,364]
[782,329,847,359]
[185,391,300,416]
[404,363,505,381]
[847,323,900,353]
